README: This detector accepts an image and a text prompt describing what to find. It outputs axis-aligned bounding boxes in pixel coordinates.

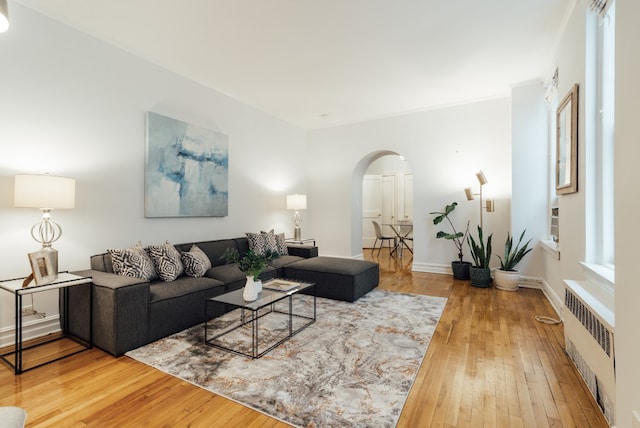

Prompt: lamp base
[294,227,301,241]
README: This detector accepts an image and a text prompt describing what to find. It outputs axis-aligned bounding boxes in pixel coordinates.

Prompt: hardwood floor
[0,251,608,427]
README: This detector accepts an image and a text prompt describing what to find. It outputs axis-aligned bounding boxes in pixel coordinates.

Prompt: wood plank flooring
[0,251,608,427]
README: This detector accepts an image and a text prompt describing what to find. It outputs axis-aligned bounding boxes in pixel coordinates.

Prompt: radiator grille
[564,288,611,356]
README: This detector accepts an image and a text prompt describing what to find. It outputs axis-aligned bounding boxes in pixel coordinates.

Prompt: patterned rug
[126,289,447,427]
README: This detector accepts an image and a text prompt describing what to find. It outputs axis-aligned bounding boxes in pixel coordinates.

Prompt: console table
[0,272,92,374]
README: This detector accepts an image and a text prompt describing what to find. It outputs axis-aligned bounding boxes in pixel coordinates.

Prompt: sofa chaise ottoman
[283,256,379,302]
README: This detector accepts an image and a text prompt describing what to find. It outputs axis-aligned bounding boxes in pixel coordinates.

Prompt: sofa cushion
[205,263,277,285]
[149,276,224,303]
[147,241,185,282]
[246,232,269,255]
[107,242,158,281]
[176,239,238,267]
[181,245,212,278]
[269,255,304,270]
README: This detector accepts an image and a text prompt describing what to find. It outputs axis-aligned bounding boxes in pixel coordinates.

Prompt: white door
[402,173,414,221]
[362,175,382,248]
[380,174,396,234]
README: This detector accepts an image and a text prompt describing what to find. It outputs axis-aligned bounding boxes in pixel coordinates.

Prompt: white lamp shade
[287,194,307,210]
[464,188,474,201]
[14,175,76,209]
[0,0,8,33]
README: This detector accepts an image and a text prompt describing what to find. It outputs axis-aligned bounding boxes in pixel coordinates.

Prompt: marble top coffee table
[204,279,316,359]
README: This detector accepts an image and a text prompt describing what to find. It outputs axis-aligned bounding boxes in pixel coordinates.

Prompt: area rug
[126,289,447,427]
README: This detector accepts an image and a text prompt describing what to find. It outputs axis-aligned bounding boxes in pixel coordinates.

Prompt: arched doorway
[351,151,413,260]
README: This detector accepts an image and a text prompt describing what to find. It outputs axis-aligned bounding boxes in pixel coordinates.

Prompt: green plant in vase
[430,202,471,280]
[494,230,533,291]
[467,225,493,288]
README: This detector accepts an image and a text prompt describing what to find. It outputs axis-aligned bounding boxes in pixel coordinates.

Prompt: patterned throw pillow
[261,229,279,254]
[146,241,185,282]
[246,232,268,255]
[181,245,212,278]
[275,232,289,256]
[108,242,158,281]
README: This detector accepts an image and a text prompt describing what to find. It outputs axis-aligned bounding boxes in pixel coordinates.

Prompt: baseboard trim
[411,262,451,275]
[0,315,61,348]
[519,275,563,318]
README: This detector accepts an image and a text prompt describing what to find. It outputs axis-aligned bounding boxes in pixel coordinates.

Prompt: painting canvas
[145,112,228,217]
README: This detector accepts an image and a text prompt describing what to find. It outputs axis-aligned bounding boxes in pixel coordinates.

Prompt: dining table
[383,222,413,257]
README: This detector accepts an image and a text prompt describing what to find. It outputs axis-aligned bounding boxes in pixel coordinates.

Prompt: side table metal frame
[0,273,93,374]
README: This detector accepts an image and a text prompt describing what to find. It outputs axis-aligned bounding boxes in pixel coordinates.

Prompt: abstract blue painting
[145,112,228,217]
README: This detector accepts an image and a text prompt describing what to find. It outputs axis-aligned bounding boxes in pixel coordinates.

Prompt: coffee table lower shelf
[204,281,316,359]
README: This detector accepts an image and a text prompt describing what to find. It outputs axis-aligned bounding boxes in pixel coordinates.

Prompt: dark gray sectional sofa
[67,237,379,356]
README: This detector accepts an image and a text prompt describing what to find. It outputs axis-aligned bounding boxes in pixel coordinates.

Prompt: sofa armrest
[72,269,148,289]
[71,269,150,356]
[287,245,318,258]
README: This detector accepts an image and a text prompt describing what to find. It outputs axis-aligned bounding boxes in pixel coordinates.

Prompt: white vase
[254,278,262,294]
[243,275,258,301]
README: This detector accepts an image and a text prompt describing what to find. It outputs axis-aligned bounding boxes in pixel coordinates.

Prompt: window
[594,1,615,268]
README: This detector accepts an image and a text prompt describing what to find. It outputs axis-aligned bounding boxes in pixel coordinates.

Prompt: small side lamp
[14,174,76,273]
[464,170,494,229]
[286,194,307,241]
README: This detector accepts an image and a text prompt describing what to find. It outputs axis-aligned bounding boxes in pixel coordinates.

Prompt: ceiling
[15,0,572,129]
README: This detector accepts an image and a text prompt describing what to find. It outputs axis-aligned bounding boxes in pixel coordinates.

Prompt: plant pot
[469,266,492,288]
[494,269,520,291]
[451,261,471,280]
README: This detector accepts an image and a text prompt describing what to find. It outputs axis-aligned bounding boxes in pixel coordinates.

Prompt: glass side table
[285,237,316,246]
[0,272,92,374]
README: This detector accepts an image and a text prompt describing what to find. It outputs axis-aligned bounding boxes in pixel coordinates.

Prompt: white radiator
[564,280,615,426]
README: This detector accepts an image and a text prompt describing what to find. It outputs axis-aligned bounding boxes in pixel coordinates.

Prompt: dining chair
[371,221,397,257]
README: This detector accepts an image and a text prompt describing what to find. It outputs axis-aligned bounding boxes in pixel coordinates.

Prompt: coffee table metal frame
[204,280,316,359]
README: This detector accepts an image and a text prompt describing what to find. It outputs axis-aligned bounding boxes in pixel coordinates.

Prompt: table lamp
[14,174,76,273]
[286,194,307,241]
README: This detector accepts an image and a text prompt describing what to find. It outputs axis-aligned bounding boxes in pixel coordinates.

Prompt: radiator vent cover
[565,288,612,356]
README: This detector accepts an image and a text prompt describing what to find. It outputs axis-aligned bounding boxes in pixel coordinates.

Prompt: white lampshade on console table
[14,174,76,274]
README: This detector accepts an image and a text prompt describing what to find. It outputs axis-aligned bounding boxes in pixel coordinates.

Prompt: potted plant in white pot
[494,230,532,291]
[221,248,278,301]
[468,225,493,288]
[430,202,471,280]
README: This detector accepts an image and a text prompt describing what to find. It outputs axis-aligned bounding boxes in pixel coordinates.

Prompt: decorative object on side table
[221,248,278,301]
[430,202,471,280]
[468,225,493,288]
[494,230,533,291]
[14,174,76,277]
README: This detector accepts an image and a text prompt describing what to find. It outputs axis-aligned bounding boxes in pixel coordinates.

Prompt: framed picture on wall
[556,84,579,195]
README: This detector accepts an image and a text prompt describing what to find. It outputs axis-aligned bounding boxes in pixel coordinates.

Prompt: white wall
[307,98,512,268]
[538,1,589,302]
[0,5,307,333]
[615,1,640,425]
[510,82,550,279]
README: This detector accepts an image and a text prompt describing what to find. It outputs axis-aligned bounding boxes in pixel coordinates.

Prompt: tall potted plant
[467,225,493,288]
[494,230,533,291]
[430,202,471,279]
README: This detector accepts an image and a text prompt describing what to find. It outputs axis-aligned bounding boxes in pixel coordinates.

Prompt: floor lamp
[464,170,494,229]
